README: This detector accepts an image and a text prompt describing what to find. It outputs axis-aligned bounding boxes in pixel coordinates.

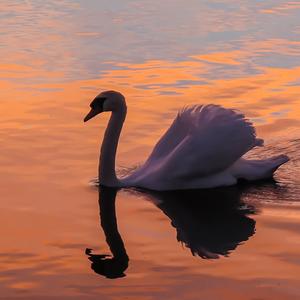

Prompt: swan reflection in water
[146,186,256,259]
[86,187,129,279]
[85,183,271,278]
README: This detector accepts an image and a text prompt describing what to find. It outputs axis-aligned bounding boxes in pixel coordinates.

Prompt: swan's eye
[90,97,107,110]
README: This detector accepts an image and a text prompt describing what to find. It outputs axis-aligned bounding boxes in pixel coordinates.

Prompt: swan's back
[150,105,259,171]
[122,104,285,191]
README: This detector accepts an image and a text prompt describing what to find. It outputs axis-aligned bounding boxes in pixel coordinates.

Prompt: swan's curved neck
[99,106,126,186]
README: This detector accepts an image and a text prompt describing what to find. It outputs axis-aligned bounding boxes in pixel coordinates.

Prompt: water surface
[0,1,300,299]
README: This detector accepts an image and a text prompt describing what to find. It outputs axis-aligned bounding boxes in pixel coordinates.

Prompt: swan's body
[84,91,289,191]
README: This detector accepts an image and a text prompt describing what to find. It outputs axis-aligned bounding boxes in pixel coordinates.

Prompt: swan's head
[84,90,126,122]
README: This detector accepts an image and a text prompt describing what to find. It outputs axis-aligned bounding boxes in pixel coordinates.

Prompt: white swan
[84,90,289,191]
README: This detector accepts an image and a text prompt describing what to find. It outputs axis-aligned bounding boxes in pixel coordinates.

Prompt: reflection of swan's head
[86,187,129,279]
[84,90,126,122]
[86,249,128,279]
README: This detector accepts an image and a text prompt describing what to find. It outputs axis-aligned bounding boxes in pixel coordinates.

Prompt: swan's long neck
[99,106,126,186]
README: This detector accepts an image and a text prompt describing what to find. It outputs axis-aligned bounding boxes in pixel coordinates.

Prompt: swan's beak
[84,108,101,122]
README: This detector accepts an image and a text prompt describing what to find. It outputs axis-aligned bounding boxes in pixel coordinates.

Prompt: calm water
[1,1,300,299]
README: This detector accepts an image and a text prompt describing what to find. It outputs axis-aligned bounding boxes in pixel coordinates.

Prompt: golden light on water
[1,1,300,299]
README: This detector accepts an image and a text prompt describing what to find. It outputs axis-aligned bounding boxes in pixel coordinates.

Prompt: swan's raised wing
[147,107,193,159]
[123,104,263,190]
[146,104,261,177]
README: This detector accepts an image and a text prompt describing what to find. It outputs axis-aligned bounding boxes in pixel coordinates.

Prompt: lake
[0,1,300,299]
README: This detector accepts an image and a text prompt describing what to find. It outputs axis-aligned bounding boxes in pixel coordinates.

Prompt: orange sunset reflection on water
[1,1,300,299]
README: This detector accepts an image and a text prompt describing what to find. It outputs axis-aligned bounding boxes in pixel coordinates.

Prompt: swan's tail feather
[269,154,289,172]
[234,154,289,181]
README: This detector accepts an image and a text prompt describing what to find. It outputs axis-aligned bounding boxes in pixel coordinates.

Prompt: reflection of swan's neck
[99,188,128,260]
[99,107,127,186]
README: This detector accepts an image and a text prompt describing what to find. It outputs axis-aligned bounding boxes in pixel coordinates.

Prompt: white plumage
[84,91,289,191]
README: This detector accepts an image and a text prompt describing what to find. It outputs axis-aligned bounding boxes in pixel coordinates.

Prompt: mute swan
[84,90,289,191]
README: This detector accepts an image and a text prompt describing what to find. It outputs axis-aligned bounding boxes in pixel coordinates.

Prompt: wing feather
[145,104,260,178]
[148,106,201,159]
